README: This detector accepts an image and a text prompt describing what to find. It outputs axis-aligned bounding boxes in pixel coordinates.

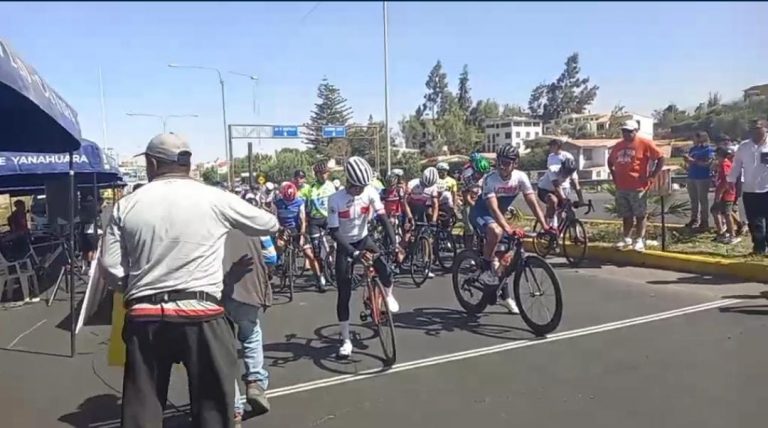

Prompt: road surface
[0,257,765,427]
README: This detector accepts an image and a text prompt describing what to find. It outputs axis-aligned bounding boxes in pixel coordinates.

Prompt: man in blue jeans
[223,230,277,424]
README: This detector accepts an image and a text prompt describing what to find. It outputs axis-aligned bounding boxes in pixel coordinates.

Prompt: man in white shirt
[103,133,279,428]
[728,119,768,255]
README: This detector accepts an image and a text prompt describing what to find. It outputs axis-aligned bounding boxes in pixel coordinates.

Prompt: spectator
[728,119,768,255]
[222,229,274,424]
[79,192,103,265]
[103,133,278,428]
[716,134,747,236]
[607,120,665,252]
[710,147,740,244]
[683,131,714,231]
[7,200,28,233]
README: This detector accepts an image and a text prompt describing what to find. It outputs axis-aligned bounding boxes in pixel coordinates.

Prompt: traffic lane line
[266,299,740,398]
[256,298,761,428]
[6,319,47,349]
[262,266,720,390]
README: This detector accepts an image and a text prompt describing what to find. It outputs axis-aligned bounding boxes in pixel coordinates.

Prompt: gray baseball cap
[138,133,192,165]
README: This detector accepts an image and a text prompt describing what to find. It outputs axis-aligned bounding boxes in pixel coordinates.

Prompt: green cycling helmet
[473,156,491,174]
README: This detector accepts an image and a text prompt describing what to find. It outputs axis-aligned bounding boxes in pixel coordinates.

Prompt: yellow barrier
[107,292,126,367]
[523,241,768,283]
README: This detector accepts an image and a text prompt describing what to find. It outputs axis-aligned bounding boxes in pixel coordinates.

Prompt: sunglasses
[498,157,515,167]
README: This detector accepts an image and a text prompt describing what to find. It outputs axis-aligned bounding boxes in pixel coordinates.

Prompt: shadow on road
[264,324,389,376]
[58,394,192,428]
[646,274,739,286]
[722,291,768,300]
[394,307,534,341]
[718,304,768,316]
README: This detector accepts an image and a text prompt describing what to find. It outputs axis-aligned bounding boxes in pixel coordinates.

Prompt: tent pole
[69,153,76,358]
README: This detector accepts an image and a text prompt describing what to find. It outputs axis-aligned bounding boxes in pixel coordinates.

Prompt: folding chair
[0,250,40,306]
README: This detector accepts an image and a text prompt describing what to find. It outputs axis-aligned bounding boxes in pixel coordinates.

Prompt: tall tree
[501,103,525,117]
[468,99,500,129]
[423,60,449,118]
[305,78,353,154]
[707,91,722,109]
[457,64,473,115]
[527,53,599,122]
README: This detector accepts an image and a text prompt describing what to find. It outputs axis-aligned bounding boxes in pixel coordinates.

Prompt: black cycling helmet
[715,146,734,158]
[293,169,307,179]
[312,160,329,174]
[496,143,519,161]
[560,157,577,176]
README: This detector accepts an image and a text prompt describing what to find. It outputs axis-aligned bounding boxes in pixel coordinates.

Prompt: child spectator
[711,146,740,244]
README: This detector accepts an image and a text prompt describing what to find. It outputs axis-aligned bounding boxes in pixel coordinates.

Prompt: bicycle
[350,252,397,365]
[452,231,563,337]
[531,199,594,267]
[274,229,298,302]
[401,221,433,287]
[433,208,457,271]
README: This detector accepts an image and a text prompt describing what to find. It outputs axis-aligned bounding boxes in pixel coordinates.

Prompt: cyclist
[537,157,585,228]
[407,167,440,225]
[327,156,399,359]
[435,162,458,223]
[469,143,550,313]
[299,160,338,292]
[461,154,492,248]
[370,171,385,192]
[381,172,412,265]
[274,182,320,282]
[293,169,308,192]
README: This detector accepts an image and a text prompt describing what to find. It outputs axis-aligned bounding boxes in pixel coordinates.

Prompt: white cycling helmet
[436,162,449,171]
[421,167,439,187]
[344,156,373,187]
[265,182,275,191]
[391,168,404,177]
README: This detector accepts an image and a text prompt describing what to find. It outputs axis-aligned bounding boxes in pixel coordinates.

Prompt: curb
[523,241,768,283]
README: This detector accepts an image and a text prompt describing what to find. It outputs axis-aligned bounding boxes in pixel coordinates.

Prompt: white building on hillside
[482,117,543,153]
[545,112,654,139]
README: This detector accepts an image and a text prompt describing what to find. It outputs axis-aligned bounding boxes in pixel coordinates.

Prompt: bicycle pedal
[359,311,368,322]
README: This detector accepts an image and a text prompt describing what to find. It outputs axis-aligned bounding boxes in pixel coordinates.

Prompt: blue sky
[2,1,766,163]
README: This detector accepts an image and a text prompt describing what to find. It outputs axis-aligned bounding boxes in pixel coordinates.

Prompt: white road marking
[7,319,47,349]
[267,299,740,398]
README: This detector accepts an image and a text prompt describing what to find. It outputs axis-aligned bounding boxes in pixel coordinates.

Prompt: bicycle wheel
[409,235,432,287]
[293,248,307,278]
[372,278,397,365]
[288,248,296,302]
[531,220,557,258]
[451,249,489,314]
[272,251,289,293]
[435,229,457,271]
[512,255,563,337]
[562,219,588,267]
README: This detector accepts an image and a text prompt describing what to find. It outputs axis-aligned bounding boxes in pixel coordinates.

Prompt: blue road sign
[272,126,299,138]
[322,126,346,138]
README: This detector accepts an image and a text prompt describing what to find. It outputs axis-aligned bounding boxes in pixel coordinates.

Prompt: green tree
[501,103,526,117]
[201,166,219,185]
[468,99,500,129]
[653,103,689,130]
[528,52,599,122]
[305,78,353,155]
[517,138,549,171]
[423,60,449,118]
[707,91,722,109]
[457,64,472,116]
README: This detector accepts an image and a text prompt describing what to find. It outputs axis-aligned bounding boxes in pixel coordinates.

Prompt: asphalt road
[0,258,766,427]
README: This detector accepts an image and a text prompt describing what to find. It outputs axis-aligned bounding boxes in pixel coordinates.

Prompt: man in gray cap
[103,133,279,428]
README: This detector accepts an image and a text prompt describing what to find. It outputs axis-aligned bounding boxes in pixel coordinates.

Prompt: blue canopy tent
[0,139,122,192]
[0,39,84,358]
[0,39,81,153]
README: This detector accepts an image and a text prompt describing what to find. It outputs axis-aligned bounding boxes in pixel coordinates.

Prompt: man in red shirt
[8,200,29,234]
[607,120,665,252]
[710,146,740,244]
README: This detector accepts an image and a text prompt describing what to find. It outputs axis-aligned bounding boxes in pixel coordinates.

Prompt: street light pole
[383,1,392,173]
[169,63,233,188]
